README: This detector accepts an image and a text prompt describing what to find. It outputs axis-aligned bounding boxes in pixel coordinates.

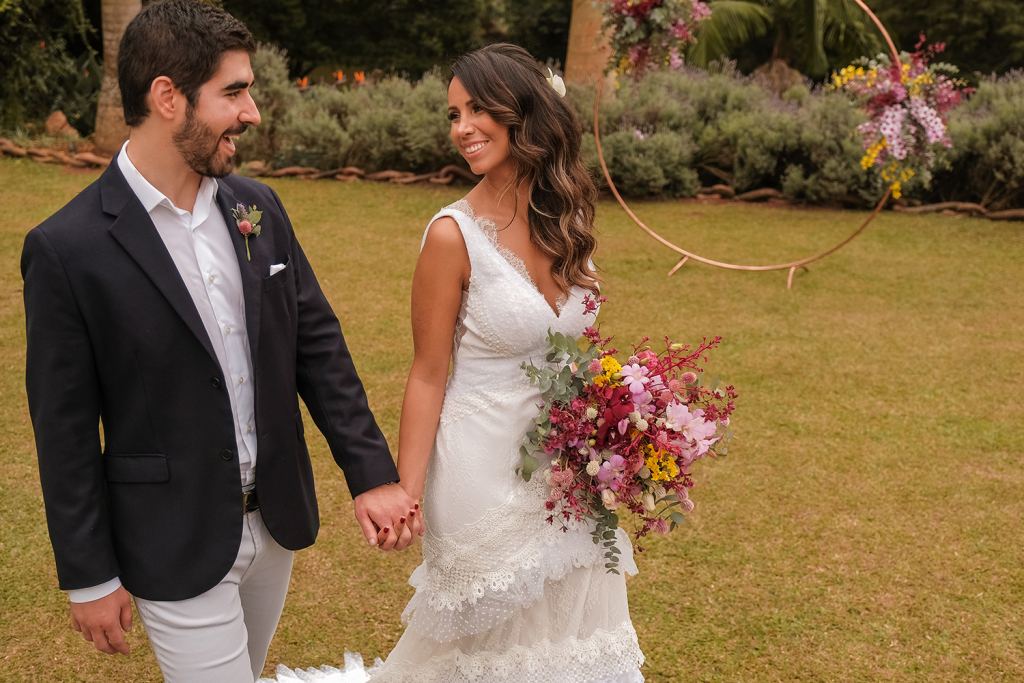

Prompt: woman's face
[448,77,511,177]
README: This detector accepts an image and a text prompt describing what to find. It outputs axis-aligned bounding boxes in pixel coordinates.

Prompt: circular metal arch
[594,0,901,288]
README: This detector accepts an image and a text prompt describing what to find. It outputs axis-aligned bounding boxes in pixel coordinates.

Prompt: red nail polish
[382,527,390,534]
[414,503,420,510]
[400,516,407,524]
[410,510,416,517]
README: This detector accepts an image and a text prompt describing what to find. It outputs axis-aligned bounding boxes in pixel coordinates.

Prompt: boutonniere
[232,203,263,261]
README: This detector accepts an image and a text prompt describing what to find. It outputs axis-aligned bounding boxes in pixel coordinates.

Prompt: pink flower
[597,454,626,490]
[680,371,697,385]
[619,363,650,394]
[238,220,253,236]
[651,518,670,534]
[588,359,603,374]
[681,498,695,512]
[550,469,573,487]
[690,1,712,22]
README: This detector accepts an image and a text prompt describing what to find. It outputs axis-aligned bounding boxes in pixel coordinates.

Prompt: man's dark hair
[118,0,256,127]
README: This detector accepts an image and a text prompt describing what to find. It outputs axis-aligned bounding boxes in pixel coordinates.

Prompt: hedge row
[239,46,1024,210]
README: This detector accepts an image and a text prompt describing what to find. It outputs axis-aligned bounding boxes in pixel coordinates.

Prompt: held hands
[353,483,424,551]
[70,585,133,655]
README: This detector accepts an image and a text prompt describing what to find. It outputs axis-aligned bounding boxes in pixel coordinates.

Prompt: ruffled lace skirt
[265,379,644,683]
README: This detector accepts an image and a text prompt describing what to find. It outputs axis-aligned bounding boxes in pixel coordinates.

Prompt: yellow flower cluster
[645,446,679,482]
[907,72,934,98]
[881,161,915,199]
[593,356,623,387]
[860,139,886,170]
[830,65,880,90]
[831,65,865,89]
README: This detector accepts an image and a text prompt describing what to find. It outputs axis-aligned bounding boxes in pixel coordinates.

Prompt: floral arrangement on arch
[518,296,736,572]
[600,0,712,80]
[830,36,974,199]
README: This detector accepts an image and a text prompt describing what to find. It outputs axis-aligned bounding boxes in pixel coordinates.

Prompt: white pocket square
[269,263,286,277]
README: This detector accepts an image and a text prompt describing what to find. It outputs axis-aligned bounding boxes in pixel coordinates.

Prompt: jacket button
[211,377,222,389]
[220,448,233,461]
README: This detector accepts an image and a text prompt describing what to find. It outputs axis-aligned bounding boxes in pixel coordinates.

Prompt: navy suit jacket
[22,158,398,601]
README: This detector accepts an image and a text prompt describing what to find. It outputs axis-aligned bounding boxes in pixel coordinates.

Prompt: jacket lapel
[101,160,219,364]
[216,179,262,369]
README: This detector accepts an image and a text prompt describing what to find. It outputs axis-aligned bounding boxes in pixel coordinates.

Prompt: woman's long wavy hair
[449,44,600,295]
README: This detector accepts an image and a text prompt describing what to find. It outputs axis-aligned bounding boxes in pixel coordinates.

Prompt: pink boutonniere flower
[231,203,263,261]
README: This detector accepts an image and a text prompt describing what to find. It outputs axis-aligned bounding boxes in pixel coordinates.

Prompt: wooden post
[92,0,141,155]
[564,0,613,85]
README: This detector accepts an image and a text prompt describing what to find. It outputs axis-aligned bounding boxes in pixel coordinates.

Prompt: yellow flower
[601,356,622,374]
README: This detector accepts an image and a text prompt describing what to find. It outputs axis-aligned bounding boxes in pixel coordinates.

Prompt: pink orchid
[619,363,651,394]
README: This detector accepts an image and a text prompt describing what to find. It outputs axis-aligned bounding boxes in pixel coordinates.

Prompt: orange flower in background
[333,71,344,83]
[40,41,46,48]
[354,72,365,84]
[297,76,308,88]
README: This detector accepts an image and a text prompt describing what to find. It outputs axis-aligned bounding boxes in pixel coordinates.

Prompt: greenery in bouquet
[518,296,736,573]
[600,0,712,80]
[830,36,974,198]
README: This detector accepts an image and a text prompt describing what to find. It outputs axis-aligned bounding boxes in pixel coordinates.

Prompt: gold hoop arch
[594,0,901,289]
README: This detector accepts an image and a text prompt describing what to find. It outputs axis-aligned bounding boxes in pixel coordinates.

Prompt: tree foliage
[0,0,98,131]
[687,0,884,77]
[220,0,486,78]
[867,0,1024,77]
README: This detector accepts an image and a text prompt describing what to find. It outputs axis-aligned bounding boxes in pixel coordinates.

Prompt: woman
[270,44,644,683]
[374,44,644,683]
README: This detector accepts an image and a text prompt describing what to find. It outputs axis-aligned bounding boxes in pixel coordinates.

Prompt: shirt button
[238,376,244,384]
[220,448,233,461]
[211,377,221,389]
[247,425,253,434]
[225,326,231,334]
[208,275,215,283]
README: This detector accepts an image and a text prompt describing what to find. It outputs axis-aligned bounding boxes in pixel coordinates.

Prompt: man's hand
[70,586,133,655]
[353,483,424,551]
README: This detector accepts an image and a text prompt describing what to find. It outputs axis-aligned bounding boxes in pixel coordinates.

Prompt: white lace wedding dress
[264,200,644,683]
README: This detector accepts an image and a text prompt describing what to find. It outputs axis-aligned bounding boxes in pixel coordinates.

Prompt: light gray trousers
[134,509,294,683]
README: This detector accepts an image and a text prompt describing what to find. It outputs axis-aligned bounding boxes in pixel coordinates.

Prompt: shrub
[235,46,1022,210]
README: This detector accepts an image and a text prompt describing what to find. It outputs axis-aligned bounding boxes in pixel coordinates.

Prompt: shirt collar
[117,140,220,219]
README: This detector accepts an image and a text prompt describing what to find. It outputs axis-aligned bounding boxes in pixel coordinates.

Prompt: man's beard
[172,103,248,179]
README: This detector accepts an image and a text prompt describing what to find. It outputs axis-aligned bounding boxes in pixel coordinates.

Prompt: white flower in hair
[546,68,566,97]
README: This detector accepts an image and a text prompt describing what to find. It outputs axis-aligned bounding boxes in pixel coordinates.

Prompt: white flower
[586,406,598,420]
[642,492,656,511]
[543,468,553,485]
[601,488,619,510]
[629,411,641,423]
[586,460,601,476]
[636,418,649,431]
[546,68,566,97]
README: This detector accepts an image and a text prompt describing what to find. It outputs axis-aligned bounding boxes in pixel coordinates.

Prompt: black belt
[243,488,260,513]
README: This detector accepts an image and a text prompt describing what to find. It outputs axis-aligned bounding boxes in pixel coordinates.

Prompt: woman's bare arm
[397,217,470,503]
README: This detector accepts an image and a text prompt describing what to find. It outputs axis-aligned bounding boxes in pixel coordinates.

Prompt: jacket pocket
[104,453,169,483]
[264,257,291,292]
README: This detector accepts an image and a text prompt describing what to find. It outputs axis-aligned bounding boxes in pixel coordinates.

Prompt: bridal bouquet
[518,297,736,572]
[601,0,712,79]
[830,36,973,198]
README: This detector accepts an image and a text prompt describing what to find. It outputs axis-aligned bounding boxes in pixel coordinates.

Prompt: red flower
[238,220,253,236]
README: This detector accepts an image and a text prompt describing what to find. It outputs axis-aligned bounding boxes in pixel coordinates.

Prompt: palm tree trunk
[92,0,140,155]
[564,0,612,84]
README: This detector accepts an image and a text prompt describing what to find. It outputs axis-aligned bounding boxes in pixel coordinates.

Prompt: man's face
[173,50,260,178]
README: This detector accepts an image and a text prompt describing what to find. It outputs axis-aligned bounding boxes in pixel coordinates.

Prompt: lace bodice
[424,199,593,403]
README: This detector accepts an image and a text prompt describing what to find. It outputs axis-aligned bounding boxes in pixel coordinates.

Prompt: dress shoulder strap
[421,198,494,258]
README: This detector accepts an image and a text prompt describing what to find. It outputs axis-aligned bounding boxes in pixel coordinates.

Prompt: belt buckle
[242,489,259,513]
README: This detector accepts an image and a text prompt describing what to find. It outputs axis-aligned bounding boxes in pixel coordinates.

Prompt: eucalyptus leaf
[669,511,687,525]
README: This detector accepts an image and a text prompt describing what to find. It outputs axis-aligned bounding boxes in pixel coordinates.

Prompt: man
[21,1,421,680]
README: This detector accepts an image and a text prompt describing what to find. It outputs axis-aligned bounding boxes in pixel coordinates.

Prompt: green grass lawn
[1,158,1021,682]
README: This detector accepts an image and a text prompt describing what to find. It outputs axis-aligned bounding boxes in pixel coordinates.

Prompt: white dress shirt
[69,142,258,603]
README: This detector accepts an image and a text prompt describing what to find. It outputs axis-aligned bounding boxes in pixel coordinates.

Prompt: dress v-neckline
[450,199,568,319]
